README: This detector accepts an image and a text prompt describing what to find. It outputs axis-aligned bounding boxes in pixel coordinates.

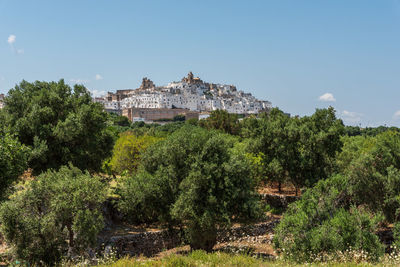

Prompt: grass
[96,251,384,267]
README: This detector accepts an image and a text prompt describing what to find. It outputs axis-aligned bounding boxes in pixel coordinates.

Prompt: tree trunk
[278,182,282,193]
[67,224,74,249]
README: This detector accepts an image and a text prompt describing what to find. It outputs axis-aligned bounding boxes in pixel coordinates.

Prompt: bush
[118,126,214,224]
[117,125,261,250]
[273,175,384,262]
[109,132,162,175]
[0,165,107,265]
[0,132,29,197]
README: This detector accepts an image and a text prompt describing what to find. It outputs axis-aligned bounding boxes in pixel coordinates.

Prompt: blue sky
[1,0,399,126]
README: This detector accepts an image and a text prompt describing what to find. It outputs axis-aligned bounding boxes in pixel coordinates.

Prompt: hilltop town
[94,72,272,122]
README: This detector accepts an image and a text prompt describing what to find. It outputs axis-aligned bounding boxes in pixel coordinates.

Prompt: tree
[171,134,261,251]
[118,125,214,224]
[274,131,400,261]
[0,132,29,198]
[173,114,186,121]
[0,165,106,265]
[107,112,131,127]
[118,126,261,250]
[248,107,344,194]
[109,132,162,175]
[246,108,297,192]
[198,110,240,135]
[3,80,114,174]
[293,107,345,188]
[336,131,400,222]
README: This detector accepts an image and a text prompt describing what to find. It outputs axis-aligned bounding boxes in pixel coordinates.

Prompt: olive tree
[0,165,107,265]
[109,132,162,175]
[3,80,114,174]
[0,116,29,197]
[118,125,261,251]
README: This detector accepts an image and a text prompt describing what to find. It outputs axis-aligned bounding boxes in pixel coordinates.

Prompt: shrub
[0,165,107,265]
[118,126,261,250]
[109,132,162,175]
[273,175,384,262]
[0,132,29,198]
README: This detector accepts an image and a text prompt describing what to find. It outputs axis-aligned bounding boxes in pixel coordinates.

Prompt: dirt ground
[258,181,299,196]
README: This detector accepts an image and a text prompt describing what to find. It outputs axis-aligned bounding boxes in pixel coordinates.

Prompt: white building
[97,72,272,115]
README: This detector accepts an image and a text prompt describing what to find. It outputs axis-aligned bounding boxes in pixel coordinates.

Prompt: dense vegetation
[1,80,400,265]
[0,165,106,265]
[2,80,114,174]
[118,126,261,251]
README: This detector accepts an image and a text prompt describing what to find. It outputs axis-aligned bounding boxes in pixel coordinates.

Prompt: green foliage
[337,131,400,222]
[118,126,214,224]
[118,125,261,250]
[247,107,344,192]
[173,114,186,121]
[345,125,400,137]
[198,110,240,135]
[273,175,384,262]
[107,112,131,127]
[393,222,400,250]
[109,132,162,175]
[3,80,114,174]
[274,131,400,262]
[0,132,29,198]
[171,134,261,251]
[0,165,107,265]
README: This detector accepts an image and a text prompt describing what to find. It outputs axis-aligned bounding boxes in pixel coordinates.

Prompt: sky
[1,0,400,127]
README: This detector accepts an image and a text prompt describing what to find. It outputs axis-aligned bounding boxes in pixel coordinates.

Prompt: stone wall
[104,230,182,257]
[100,219,280,258]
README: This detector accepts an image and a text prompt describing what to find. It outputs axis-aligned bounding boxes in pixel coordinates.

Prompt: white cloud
[7,34,16,44]
[393,110,400,120]
[7,34,24,55]
[319,93,336,102]
[70,79,89,84]
[342,110,363,124]
[95,74,103,80]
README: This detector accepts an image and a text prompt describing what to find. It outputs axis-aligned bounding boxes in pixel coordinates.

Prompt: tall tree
[198,109,240,135]
[249,107,344,194]
[3,80,114,174]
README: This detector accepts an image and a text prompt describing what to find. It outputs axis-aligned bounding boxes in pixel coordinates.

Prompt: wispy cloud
[95,74,103,80]
[393,110,400,120]
[319,93,336,102]
[70,79,89,84]
[7,34,24,55]
[342,110,363,124]
[7,34,16,44]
